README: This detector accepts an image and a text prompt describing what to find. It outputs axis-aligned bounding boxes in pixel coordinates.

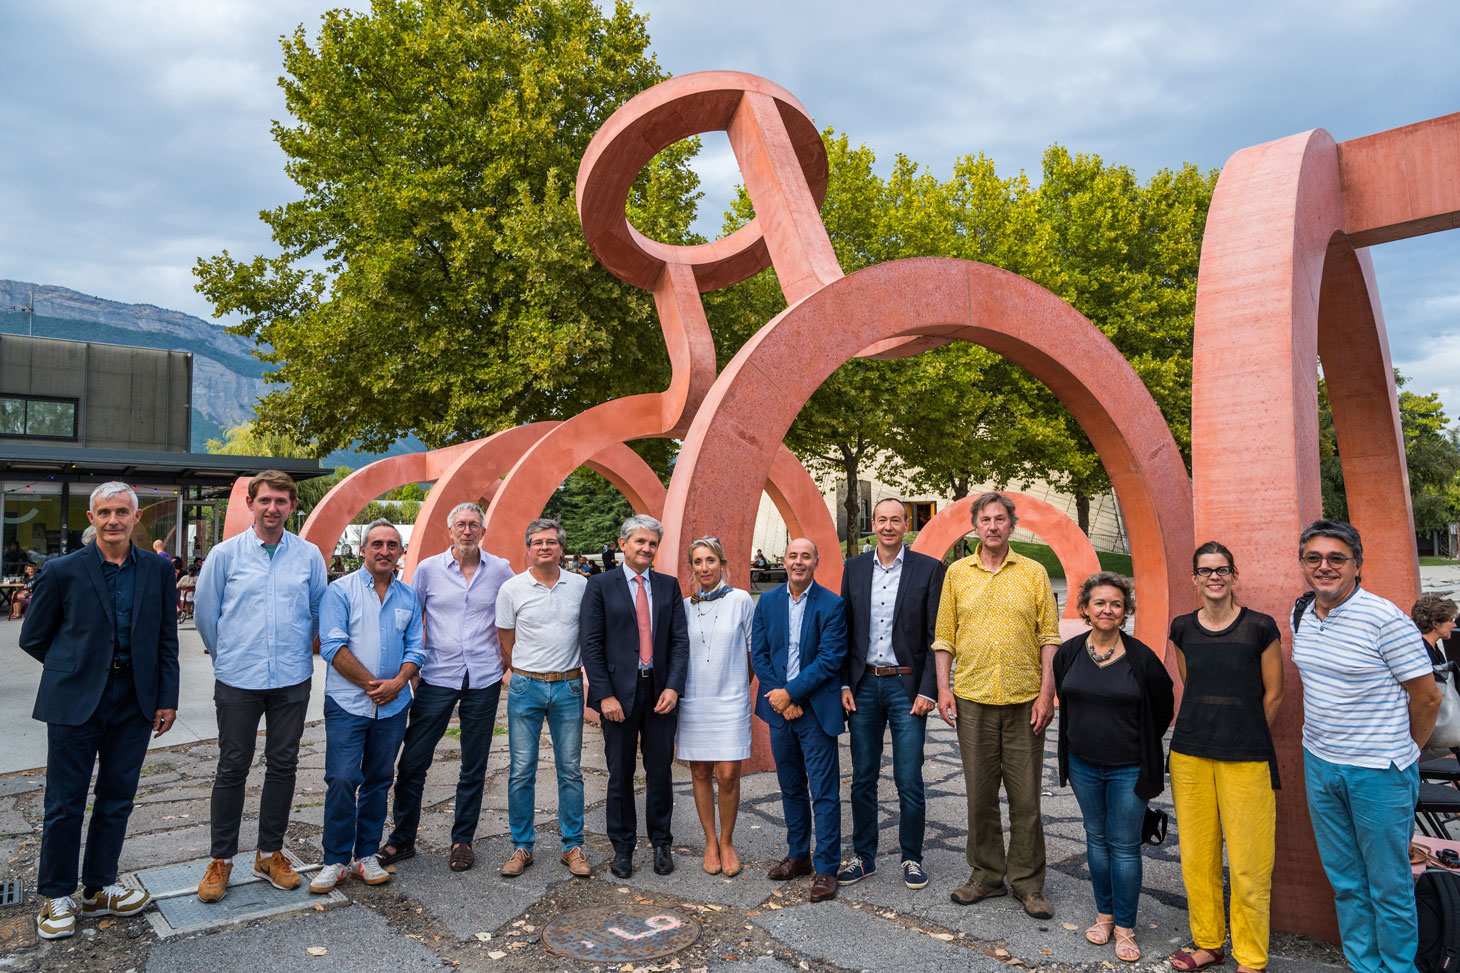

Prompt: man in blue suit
[752,537,847,902]
[21,482,179,939]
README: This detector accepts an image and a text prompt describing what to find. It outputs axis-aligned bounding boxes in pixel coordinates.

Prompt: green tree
[1321,373,1460,537]
[194,0,702,455]
[542,470,633,551]
[205,421,313,458]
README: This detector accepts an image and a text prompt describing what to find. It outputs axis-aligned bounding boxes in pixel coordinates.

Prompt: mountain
[0,279,415,466]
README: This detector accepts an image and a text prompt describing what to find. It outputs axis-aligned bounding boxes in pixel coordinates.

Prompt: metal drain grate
[0,877,22,907]
[128,851,346,938]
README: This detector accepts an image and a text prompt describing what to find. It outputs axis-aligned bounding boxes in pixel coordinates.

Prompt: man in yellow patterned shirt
[933,492,1061,920]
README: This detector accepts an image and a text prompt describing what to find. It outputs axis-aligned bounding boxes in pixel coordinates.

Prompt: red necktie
[635,575,652,666]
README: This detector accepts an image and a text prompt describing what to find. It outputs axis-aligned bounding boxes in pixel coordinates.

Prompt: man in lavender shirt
[378,503,515,873]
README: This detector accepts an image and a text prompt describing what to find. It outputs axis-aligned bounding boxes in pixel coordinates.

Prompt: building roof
[0,442,325,488]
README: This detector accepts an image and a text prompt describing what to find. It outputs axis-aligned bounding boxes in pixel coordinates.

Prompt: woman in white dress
[678,536,755,877]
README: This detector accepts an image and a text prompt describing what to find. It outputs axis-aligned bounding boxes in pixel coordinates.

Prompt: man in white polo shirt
[494,518,591,879]
[1291,518,1441,973]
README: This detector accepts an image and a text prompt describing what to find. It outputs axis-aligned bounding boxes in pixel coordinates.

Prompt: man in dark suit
[752,537,847,902]
[21,481,179,940]
[838,498,945,891]
[581,515,689,878]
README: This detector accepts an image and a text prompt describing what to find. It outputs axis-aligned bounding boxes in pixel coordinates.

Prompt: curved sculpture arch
[909,491,1103,624]
[662,257,1195,653]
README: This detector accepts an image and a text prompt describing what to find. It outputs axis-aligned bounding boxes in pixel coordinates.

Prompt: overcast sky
[1,0,1456,412]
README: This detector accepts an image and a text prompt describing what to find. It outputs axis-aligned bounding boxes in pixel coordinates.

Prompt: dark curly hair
[1077,571,1136,620]
[1411,594,1458,635]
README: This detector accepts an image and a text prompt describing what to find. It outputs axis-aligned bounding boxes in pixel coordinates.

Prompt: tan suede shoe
[255,851,301,891]
[197,858,232,903]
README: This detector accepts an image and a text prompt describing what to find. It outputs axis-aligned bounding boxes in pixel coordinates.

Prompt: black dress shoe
[610,851,633,878]
[653,846,674,875]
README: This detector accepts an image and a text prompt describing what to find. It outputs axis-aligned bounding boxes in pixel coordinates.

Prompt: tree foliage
[194,0,702,455]
[542,469,633,552]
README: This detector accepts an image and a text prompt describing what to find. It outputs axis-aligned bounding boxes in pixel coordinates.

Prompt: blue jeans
[1304,749,1420,973]
[1067,752,1146,927]
[848,674,926,864]
[322,698,409,866]
[388,677,501,847]
[507,676,584,851]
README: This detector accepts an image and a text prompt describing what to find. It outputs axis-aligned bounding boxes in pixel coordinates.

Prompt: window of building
[0,395,78,440]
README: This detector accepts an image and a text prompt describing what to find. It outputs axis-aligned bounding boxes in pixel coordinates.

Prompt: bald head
[784,537,818,594]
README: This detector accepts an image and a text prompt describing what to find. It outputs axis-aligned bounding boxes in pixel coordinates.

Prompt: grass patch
[1420,556,1460,566]
[444,725,508,738]
[139,762,173,776]
[1005,541,1132,580]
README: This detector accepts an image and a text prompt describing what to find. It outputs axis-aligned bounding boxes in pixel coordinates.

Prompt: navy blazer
[20,542,180,726]
[580,567,689,712]
[840,547,945,702]
[751,580,847,739]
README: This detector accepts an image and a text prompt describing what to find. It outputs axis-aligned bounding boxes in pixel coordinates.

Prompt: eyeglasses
[1301,552,1353,568]
[1194,566,1233,578]
[450,521,483,531]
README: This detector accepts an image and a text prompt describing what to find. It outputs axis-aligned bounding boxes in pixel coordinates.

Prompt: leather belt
[869,665,912,676]
[111,659,132,671]
[510,667,581,682]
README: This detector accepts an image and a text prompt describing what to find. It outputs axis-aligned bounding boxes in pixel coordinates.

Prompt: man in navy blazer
[838,498,945,890]
[751,537,847,902]
[20,482,179,940]
[580,515,689,878]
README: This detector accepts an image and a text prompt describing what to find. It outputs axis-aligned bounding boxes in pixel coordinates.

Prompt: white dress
[676,586,755,761]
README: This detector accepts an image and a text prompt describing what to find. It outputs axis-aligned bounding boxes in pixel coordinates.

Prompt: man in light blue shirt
[309,519,425,892]
[193,470,327,904]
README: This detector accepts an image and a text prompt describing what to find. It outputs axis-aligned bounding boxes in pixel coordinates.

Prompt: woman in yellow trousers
[1168,542,1284,973]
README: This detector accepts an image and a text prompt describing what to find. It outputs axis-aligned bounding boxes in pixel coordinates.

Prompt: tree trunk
[841,447,862,559]
[1075,491,1090,534]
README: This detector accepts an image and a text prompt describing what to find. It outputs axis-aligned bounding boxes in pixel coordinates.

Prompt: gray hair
[1299,519,1363,565]
[1077,570,1137,618]
[524,517,566,548]
[969,491,1018,529]
[90,481,139,511]
[361,518,401,547]
[687,536,726,564]
[81,526,97,545]
[619,514,664,543]
[447,502,484,527]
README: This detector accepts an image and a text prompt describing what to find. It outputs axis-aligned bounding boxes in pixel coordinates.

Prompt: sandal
[1114,929,1141,963]
[1170,946,1226,970]
[1085,915,1114,945]
[449,843,475,872]
[377,843,415,866]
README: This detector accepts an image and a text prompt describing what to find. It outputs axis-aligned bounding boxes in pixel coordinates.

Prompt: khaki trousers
[954,696,1047,895]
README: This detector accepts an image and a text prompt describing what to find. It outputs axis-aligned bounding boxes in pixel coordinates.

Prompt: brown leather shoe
[810,873,837,901]
[561,847,592,877]
[500,848,533,877]
[1018,890,1054,919]
[950,872,1007,905]
[254,851,301,891]
[767,856,813,881]
[197,858,231,903]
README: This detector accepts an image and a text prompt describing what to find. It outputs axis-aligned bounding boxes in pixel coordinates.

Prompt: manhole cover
[542,904,700,962]
[0,915,37,950]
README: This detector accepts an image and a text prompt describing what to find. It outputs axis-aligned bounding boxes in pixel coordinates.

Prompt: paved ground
[0,673,1350,970]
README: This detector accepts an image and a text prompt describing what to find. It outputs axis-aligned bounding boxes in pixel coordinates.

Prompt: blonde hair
[687,536,726,564]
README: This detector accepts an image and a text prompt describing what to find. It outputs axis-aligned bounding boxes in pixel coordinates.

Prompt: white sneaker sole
[37,923,75,940]
[80,902,149,917]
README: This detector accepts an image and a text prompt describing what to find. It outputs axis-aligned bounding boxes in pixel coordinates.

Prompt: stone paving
[0,682,1354,972]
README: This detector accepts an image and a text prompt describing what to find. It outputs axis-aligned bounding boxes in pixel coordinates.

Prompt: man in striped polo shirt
[1291,519,1441,973]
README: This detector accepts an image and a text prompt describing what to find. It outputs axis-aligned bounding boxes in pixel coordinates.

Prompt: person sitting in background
[752,549,768,569]
[1053,572,1174,964]
[572,554,592,577]
[8,562,38,620]
[1411,594,1458,666]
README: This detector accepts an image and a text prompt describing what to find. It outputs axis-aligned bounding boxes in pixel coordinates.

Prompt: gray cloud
[1,0,1457,413]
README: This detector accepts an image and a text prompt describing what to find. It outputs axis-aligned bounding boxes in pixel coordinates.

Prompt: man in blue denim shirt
[194,470,327,903]
[310,519,425,892]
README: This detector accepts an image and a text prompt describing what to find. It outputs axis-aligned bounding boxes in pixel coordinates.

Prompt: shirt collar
[874,546,905,569]
[95,542,137,566]
[788,583,811,604]
[970,542,1019,574]
[622,563,649,586]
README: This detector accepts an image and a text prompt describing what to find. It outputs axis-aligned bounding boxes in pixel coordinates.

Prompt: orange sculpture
[1193,111,1460,940]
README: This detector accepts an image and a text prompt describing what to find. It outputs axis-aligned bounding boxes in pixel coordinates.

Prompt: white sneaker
[309,862,350,894]
[78,883,151,916]
[353,854,391,886]
[37,896,77,939]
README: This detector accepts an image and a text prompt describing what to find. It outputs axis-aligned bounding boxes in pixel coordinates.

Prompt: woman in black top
[1054,571,1174,964]
[1411,594,1457,666]
[1168,542,1283,973]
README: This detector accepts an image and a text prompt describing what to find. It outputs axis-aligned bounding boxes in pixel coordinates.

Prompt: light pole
[5,288,35,335]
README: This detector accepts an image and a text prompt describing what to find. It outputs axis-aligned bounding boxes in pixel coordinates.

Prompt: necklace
[694,595,728,664]
[1086,637,1120,664]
